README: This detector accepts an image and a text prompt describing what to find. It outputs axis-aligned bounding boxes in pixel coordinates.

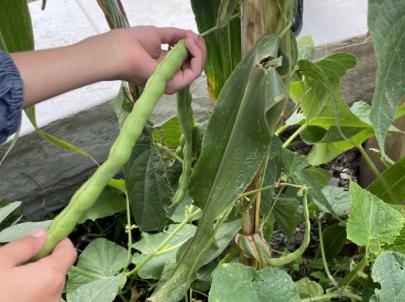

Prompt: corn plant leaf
[368,0,405,157]
[124,127,171,231]
[96,0,129,28]
[0,0,34,52]
[368,155,405,204]
[0,201,21,225]
[217,0,239,28]
[370,252,405,302]
[150,35,286,302]
[208,263,300,302]
[191,0,241,100]
[346,182,404,254]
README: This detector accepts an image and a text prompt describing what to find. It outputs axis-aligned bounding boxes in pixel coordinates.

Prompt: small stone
[340,172,351,180]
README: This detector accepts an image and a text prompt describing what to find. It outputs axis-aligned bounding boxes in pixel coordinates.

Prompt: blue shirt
[0,51,24,144]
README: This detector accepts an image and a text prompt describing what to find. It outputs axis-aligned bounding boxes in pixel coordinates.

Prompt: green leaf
[191,0,241,99]
[0,201,21,225]
[321,186,352,217]
[124,127,171,231]
[0,221,51,242]
[78,188,125,224]
[370,251,405,302]
[66,238,127,295]
[24,107,99,165]
[67,275,123,302]
[347,182,404,254]
[208,263,300,302]
[368,154,405,204]
[96,0,130,28]
[132,224,196,280]
[152,117,182,148]
[152,35,285,302]
[295,277,323,299]
[307,128,374,166]
[295,54,365,129]
[297,35,315,61]
[293,167,334,214]
[321,224,347,261]
[109,83,133,127]
[216,0,239,28]
[77,239,127,277]
[0,0,34,52]
[368,0,405,156]
[385,225,405,254]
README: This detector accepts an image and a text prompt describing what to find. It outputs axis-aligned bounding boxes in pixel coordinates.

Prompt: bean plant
[1,0,405,302]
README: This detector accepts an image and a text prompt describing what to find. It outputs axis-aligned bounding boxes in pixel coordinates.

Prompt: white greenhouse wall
[18,0,368,137]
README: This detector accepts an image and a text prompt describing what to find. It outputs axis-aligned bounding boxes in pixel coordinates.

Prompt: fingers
[37,238,77,275]
[157,27,188,45]
[0,229,48,268]
[165,31,206,94]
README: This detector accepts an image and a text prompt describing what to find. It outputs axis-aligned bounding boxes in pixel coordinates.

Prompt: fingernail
[30,228,46,238]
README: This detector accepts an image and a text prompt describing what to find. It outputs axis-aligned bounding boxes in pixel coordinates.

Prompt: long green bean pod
[34,41,189,259]
[172,87,193,205]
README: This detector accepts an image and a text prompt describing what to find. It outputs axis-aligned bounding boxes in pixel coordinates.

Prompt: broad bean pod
[172,87,193,205]
[34,41,189,259]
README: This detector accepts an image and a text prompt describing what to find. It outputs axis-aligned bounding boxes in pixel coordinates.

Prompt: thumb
[0,228,48,268]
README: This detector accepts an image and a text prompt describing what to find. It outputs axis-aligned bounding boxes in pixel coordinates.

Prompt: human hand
[103,26,207,94]
[0,229,77,302]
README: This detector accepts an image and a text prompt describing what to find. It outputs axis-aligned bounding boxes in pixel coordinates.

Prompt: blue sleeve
[0,51,24,144]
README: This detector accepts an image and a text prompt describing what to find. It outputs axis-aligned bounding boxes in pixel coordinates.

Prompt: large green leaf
[0,220,51,242]
[306,128,374,166]
[368,154,405,204]
[78,188,126,224]
[0,0,34,52]
[124,128,171,231]
[293,54,366,129]
[190,0,241,99]
[67,276,124,302]
[346,182,404,254]
[190,36,284,209]
[368,0,405,156]
[132,224,196,280]
[385,226,405,254]
[66,238,127,295]
[208,263,300,302]
[370,251,405,302]
[150,35,286,302]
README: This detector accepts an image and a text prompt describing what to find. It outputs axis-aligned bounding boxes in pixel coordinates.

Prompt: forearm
[11,35,120,107]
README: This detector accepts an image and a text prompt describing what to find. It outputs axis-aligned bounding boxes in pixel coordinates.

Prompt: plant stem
[154,142,184,164]
[199,13,240,37]
[125,208,201,277]
[282,123,306,149]
[123,194,133,273]
[300,290,362,302]
[275,123,290,136]
[240,184,276,198]
[317,217,337,286]
[357,144,396,202]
